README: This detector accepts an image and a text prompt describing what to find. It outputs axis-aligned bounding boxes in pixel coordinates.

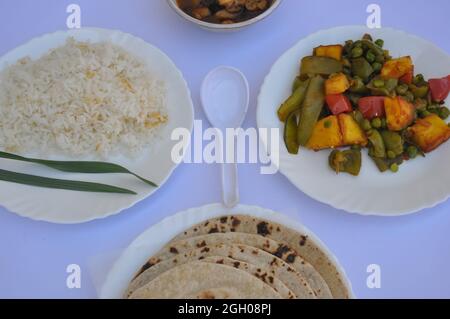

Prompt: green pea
[324,120,332,128]
[373,79,385,88]
[372,62,382,72]
[396,84,409,95]
[390,163,399,173]
[387,150,396,159]
[381,118,387,129]
[371,117,382,128]
[407,146,418,159]
[414,74,425,85]
[362,119,372,131]
[439,107,450,120]
[366,51,376,63]
[375,39,384,48]
[351,145,362,151]
[352,47,364,58]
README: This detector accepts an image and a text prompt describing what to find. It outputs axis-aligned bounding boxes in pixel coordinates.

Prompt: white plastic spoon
[201,66,250,208]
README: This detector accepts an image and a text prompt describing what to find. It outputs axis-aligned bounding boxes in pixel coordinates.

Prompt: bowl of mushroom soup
[167,0,282,31]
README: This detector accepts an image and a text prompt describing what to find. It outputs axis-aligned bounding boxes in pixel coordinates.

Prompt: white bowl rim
[166,0,282,30]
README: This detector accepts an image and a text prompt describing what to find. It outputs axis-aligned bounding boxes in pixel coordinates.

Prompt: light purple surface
[0,0,449,299]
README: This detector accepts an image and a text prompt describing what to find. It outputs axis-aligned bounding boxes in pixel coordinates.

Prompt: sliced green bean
[297,75,326,146]
[278,79,310,122]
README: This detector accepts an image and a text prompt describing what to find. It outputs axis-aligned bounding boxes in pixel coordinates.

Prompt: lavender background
[0,0,449,299]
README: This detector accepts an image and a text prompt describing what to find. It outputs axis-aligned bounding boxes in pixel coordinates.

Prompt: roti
[140,232,331,298]
[128,244,315,299]
[128,261,282,299]
[170,215,350,299]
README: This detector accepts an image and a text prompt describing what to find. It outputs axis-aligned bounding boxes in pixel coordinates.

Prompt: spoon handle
[221,162,239,208]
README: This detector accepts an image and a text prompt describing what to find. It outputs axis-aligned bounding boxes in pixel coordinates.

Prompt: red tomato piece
[358,96,386,119]
[326,94,353,115]
[429,76,450,102]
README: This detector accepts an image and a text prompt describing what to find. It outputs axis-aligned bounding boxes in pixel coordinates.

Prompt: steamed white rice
[0,38,168,158]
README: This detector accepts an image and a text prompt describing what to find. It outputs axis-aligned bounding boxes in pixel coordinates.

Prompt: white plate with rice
[0,28,194,224]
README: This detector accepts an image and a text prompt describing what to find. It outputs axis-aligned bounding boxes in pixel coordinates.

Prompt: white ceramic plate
[257,26,450,216]
[99,203,353,299]
[0,28,194,224]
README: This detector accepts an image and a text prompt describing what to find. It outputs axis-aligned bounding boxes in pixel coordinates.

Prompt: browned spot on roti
[196,240,207,248]
[268,276,274,284]
[270,258,278,266]
[257,222,271,236]
[198,291,217,299]
[286,254,296,264]
[233,262,240,268]
[231,217,241,227]
[220,217,228,223]
[204,221,209,226]
[252,250,258,255]
[273,244,290,259]
[201,247,210,253]
[217,259,224,264]
[169,247,179,254]
[299,235,308,246]
[198,256,205,260]
[208,227,219,234]
[138,262,152,275]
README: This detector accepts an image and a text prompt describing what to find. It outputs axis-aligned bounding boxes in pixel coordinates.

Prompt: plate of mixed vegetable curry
[257,26,450,215]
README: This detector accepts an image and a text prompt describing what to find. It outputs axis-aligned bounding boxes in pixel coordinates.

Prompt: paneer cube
[306,116,343,150]
[408,114,450,153]
[381,56,413,79]
[338,114,368,146]
[325,73,350,95]
[314,45,344,61]
[385,97,416,131]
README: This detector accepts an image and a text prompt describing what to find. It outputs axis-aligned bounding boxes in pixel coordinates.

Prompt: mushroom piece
[245,0,268,11]
[215,9,238,20]
[218,0,245,13]
[192,7,211,19]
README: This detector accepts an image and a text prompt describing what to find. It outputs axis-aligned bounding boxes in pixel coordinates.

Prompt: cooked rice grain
[0,38,168,158]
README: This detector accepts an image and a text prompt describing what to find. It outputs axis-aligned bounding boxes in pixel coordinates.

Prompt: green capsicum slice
[297,75,326,146]
[300,56,343,76]
[284,112,300,154]
[278,78,311,122]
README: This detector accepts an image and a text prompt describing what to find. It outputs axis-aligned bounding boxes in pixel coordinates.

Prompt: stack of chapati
[125,215,351,299]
